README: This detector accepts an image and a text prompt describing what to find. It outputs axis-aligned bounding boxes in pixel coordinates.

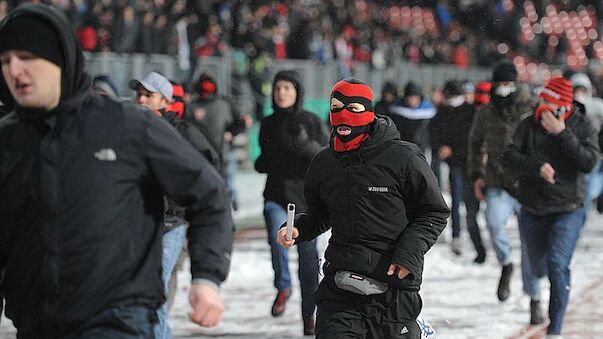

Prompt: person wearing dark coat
[468,62,542,318]
[431,80,486,262]
[374,81,398,116]
[277,78,449,339]
[129,71,223,338]
[0,4,233,337]
[388,81,436,153]
[504,77,599,337]
[255,70,329,335]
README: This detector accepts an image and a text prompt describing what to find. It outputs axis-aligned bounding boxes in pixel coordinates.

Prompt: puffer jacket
[295,116,449,290]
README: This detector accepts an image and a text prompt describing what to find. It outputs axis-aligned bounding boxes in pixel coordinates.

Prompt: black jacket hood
[0,4,92,119]
[272,70,304,115]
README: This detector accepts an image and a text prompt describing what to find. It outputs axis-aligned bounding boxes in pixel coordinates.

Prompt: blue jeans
[225,150,239,207]
[518,208,586,335]
[154,225,186,339]
[264,201,319,319]
[18,305,156,339]
[485,187,540,298]
[584,160,603,212]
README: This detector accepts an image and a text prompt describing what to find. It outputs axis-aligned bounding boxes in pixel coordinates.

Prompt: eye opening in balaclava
[329,77,375,152]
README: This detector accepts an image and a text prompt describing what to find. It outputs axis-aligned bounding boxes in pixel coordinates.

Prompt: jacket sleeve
[503,118,544,178]
[292,154,331,243]
[555,121,599,173]
[468,106,487,180]
[144,115,233,286]
[429,110,446,150]
[291,116,329,163]
[392,148,450,280]
[254,122,268,173]
[183,123,221,169]
[1,266,3,321]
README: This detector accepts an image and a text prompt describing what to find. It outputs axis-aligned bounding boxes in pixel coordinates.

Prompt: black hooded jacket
[0,4,233,336]
[503,103,600,215]
[254,71,330,210]
[294,116,449,290]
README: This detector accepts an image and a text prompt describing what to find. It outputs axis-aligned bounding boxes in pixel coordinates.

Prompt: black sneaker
[530,299,544,325]
[474,247,486,264]
[497,263,514,302]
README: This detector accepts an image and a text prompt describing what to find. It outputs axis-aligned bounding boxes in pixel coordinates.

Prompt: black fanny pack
[334,271,388,296]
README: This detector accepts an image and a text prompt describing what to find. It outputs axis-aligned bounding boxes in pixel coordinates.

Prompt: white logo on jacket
[94,148,117,161]
[368,186,388,192]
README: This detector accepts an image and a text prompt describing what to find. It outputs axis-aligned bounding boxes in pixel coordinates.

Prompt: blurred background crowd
[1,0,602,69]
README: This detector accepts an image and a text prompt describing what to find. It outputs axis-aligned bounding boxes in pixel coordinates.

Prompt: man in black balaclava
[0,4,233,337]
[468,61,544,324]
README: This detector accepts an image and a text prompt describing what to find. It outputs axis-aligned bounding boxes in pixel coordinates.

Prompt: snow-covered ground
[1,170,602,338]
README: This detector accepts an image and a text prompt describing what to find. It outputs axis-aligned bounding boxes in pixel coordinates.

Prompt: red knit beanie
[539,77,573,107]
[474,81,492,105]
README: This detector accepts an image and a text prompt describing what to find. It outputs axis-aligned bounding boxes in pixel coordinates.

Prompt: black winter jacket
[503,104,600,215]
[255,71,330,211]
[430,103,475,168]
[295,116,449,290]
[0,4,233,336]
[161,111,221,230]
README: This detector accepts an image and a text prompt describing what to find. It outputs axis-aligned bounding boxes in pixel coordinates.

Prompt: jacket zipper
[345,153,355,240]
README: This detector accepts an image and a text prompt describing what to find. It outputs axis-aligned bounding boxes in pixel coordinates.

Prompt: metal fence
[83,52,495,100]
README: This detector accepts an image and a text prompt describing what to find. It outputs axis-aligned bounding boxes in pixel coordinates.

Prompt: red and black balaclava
[196,73,217,100]
[535,77,574,122]
[166,83,185,118]
[330,78,375,152]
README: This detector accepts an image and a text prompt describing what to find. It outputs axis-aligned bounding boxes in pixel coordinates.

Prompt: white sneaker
[545,335,562,339]
[451,238,462,256]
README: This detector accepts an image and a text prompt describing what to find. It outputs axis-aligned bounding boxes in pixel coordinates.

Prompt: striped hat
[539,77,573,107]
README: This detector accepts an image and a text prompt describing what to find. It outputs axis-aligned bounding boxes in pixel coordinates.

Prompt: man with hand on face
[504,77,599,338]
[0,4,232,338]
[277,78,449,338]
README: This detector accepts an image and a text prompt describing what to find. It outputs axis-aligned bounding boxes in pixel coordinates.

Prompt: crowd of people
[1,2,603,339]
[1,0,602,72]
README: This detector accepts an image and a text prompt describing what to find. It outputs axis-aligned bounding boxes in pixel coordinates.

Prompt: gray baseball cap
[128,71,173,101]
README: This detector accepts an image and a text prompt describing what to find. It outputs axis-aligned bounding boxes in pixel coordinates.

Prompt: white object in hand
[286,203,295,241]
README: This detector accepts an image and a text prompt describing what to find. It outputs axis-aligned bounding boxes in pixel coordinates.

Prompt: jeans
[154,225,186,339]
[18,306,157,339]
[447,166,485,254]
[485,187,540,298]
[225,150,239,208]
[518,208,586,335]
[264,201,319,319]
[584,160,603,212]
